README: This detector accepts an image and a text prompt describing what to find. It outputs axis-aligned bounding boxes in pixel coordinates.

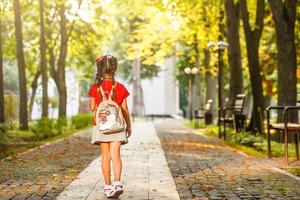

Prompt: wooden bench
[218,94,248,140]
[266,106,300,164]
[194,99,213,125]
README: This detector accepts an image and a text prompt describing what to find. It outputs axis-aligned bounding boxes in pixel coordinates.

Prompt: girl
[88,55,132,198]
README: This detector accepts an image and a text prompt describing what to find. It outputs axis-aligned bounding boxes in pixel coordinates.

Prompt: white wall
[126,56,180,116]
[31,69,79,119]
[31,56,180,119]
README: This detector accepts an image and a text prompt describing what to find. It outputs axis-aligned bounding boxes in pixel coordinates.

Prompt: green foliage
[203,126,298,157]
[0,123,9,149]
[0,123,9,134]
[4,93,18,123]
[31,116,71,139]
[71,113,93,129]
[204,125,219,137]
[31,117,57,139]
[55,116,68,134]
[230,132,262,147]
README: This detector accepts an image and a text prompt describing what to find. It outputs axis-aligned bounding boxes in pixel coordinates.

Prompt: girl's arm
[89,97,96,111]
[121,98,132,137]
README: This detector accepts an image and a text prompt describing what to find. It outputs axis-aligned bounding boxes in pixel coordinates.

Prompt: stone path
[155,120,300,200]
[56,122,180,200]
[0,129,100,200]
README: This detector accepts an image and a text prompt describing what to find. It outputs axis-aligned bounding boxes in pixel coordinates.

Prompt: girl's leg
[100,142,111,185]
[110,141,122,181]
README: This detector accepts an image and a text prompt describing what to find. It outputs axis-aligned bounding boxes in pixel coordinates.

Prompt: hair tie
[95,55,105,63]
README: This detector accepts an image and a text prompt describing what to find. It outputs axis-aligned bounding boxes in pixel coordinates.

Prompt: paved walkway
[155,120,300,200]
[56,122,180,200]
[0,129,100,200]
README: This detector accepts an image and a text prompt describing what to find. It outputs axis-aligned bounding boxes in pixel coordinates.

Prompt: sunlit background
[0,0,299,129]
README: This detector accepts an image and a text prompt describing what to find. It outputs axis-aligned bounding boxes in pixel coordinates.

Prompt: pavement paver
[0,129,100,200]
[56,122,180,200]
[154,120,300,200]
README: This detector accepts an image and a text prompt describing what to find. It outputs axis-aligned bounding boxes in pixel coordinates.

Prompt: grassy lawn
[0,114,94,160]
[183,119,300,177]
[0,126,92,160]
[183,119,299,158]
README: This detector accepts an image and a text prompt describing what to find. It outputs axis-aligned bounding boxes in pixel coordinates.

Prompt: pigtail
[111,76,116,100]
[94,54,118,101]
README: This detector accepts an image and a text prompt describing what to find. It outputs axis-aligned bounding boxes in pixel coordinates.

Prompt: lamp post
[184,66,199,121]
[208,41,228,138]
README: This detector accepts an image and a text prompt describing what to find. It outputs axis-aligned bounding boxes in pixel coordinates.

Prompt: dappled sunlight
[156,121,300,198]
[0,0,300,199]
[163,140,225,151]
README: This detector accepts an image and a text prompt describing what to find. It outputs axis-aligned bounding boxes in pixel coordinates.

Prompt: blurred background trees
[0,0,299,136]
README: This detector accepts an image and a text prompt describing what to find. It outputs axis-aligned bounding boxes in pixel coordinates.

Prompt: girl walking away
[88,55,132,198]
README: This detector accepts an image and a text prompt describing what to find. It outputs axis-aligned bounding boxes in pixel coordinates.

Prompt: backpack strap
[98,82,117,101]
[99,86,109,101]
[108,82,117,101]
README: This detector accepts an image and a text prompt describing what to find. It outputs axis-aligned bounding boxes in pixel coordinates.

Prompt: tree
[39,0,48,117]
[56,2,68,117]
[224,0,243,105]
[240,0,265,134]
[13,0,28,129]
[0,5,4,123]
[28,70,41,120]
[47,0,83,118]
[107,0,178,117]
[164,0,221,114]
[269,0,297,109]
[131,58,145,116]
[204,49,217,114]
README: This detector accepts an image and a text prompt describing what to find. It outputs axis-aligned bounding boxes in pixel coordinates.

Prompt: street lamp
[208,41,228,137]
[184,66,199,121]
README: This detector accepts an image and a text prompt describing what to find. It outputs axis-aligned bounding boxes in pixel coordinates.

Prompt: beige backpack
[95,83,125,134]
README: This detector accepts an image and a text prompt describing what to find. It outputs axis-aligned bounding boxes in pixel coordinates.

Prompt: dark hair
[94,55,118,100]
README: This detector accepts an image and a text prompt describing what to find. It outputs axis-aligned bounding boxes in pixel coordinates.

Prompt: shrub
[55,116,68,134]
[0,123,9,134]
[4,93,18,123]
[31,117,57,139]
[71,114,94,129]
[0,123,9,149]
[230,132,261,147]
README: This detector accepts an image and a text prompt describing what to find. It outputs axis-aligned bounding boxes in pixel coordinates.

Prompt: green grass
[7,130,36,140]
[182,120,299,158]
[282,168,300,177]
[183,119,207,129]
[1,126,92,160]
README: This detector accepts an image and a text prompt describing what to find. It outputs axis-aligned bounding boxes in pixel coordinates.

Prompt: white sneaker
[106,181,124,198]
[103,185,112,197]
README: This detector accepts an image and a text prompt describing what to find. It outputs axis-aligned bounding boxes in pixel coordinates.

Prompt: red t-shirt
[88,80,130,125]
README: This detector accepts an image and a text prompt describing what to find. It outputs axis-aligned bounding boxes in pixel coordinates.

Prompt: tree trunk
[224,0,243,106]
[0,12,4,123]
[131,58,145,117]
[240,0,265,135]
[269,0,297,109]
[194,37,202,110]
[13,0,28,130]
[39,0,48,118]
[28,70,41,120]
[56,2,67,117]
[204,49,217,116]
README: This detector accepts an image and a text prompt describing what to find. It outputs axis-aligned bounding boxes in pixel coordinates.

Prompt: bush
[31,117,57,139]
[55,116,68,134]
[0,123,9,148]
[71,114,94,129]
[230,132,262,147]
[0,123,9,134]
[4,93,18,123]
